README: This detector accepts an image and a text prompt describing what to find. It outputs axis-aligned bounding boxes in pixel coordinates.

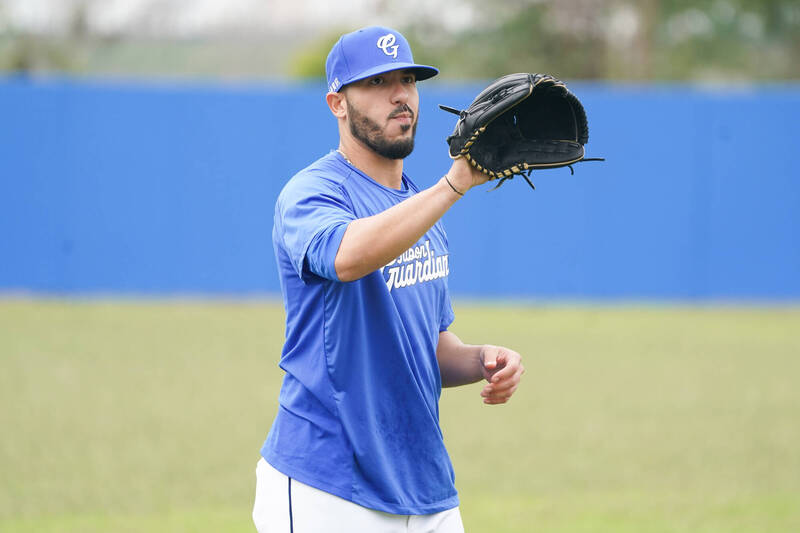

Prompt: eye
[402,75,417,84]
[368,76,384,86]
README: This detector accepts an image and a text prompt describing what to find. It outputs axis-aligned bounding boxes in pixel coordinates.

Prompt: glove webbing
[483,157,606,191]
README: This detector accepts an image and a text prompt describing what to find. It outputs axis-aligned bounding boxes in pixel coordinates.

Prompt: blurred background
[1,0,799,81]
[1,1,799,532]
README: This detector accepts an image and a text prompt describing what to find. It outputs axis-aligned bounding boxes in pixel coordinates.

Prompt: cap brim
[338,63,439,91]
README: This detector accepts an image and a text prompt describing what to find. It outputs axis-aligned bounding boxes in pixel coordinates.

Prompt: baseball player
[253,26,525,533]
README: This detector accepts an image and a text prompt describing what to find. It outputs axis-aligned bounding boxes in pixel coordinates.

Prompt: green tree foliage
[290,29,348,79]
[405,0,800,81]
[2,0,798,81]
[0,0,85,74]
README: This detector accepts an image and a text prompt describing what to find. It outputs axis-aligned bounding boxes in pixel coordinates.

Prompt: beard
[347,101,417,160]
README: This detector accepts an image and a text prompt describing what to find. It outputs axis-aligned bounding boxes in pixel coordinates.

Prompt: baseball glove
[440,72,602,190]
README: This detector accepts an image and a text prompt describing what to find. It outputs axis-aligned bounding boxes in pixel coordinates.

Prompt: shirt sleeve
[439,293,455,332]
[277,174,355,282]
[439,225,455,331]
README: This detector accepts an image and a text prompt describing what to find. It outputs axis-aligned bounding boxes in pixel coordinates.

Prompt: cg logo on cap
[377,34,399,59]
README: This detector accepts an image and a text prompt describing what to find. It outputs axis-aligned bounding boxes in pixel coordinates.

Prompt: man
[253,26,525,532]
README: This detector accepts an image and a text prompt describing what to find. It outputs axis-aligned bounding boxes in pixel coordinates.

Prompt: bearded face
[346,99,417,160]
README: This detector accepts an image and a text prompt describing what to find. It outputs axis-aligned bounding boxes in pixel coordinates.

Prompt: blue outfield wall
[1,77,799,300]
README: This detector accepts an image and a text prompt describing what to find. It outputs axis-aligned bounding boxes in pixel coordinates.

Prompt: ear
[326,91,347,119]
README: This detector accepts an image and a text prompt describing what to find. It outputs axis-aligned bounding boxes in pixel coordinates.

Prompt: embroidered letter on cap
[376,34,399,59]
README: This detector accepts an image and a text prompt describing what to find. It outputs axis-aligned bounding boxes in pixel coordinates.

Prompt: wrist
[448,157,488,192]
[446,170,474,194]
[442,174,465,197]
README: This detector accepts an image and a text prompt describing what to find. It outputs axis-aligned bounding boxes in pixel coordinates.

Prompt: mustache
[388,104,414,120]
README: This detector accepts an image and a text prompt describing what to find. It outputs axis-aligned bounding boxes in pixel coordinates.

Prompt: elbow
[334,253,369,282]
[336,268,360,283]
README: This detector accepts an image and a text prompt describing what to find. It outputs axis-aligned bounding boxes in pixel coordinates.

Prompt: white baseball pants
[252,458,465,533]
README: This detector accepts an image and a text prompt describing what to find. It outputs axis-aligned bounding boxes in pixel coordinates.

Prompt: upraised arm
[334,158,485,282]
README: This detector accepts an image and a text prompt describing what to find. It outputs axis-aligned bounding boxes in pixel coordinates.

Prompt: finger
[484,377,519,394]
[483,365,523,389]
[481,381,519,398]
[482,348,499,368]
[487,352,509,377]
[483,396,509,405]
[483,382,518,398]
[492,384,518,399]
[489,361,521,383]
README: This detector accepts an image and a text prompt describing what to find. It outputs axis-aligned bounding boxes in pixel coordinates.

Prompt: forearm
[437,330,484,387]
[334,177,460,281]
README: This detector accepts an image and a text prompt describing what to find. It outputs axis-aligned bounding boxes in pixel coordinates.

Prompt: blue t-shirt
[261,151,458,515]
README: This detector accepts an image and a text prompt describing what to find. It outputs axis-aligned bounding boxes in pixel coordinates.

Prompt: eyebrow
[361,70,417,84]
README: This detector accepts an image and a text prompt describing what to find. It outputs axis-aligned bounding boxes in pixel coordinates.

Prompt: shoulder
[278,152,353,207]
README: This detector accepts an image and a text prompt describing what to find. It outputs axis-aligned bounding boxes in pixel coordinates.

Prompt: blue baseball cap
[325,26,438,93]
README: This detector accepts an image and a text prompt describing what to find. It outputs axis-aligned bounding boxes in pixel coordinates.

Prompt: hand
[446,157,489,194]
[479,345,525,405]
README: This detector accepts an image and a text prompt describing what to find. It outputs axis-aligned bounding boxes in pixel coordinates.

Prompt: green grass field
[1,299,798,532]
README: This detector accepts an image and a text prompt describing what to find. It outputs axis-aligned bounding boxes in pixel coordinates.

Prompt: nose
[389,80,409,105]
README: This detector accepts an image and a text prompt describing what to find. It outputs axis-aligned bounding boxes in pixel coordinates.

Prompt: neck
[338,139,404,190]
